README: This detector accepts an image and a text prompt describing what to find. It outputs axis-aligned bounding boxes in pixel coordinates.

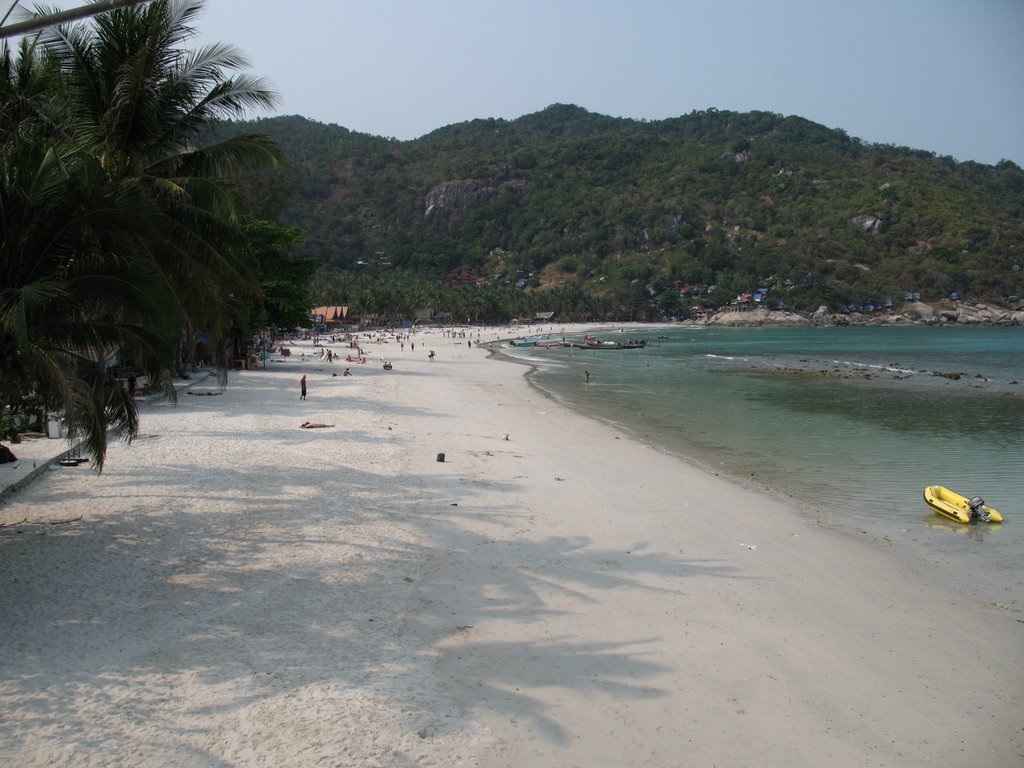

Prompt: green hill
[216,105,1024,317]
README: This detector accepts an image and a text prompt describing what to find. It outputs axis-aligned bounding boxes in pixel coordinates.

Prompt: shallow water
[500,326,1024,587]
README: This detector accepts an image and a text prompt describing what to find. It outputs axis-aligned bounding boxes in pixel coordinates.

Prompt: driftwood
[0,515,82,529]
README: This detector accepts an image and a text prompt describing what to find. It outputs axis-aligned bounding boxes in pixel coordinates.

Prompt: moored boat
[923,485,1003,524]
[569,339,648,350]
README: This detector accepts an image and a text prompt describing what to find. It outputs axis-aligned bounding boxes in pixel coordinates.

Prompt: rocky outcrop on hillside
[704,307,811,326]
[423,180,494,231]
[690,301,1023,327]
[933,301,1024,325]
[849,214,884,234]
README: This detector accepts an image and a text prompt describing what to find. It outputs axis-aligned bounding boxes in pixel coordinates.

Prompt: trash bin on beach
[47,419,63,439]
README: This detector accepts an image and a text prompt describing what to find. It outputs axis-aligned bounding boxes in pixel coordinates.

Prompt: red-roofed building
[311,306,349,331]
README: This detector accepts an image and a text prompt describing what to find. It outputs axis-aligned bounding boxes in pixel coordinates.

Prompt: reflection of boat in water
[570,339,648,350]
[923,514,971,533]
[923,485,1003,524]
[922,514,1001,542]
[505,334,649,350]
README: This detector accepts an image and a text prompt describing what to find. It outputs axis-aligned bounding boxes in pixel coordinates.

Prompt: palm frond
[3,0,280,467]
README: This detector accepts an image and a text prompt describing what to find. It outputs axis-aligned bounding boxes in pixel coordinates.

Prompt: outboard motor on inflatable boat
[968,496,990,522]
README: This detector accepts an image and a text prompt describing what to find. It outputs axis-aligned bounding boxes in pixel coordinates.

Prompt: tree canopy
[1,0,280,466]
[215,106,1024,316]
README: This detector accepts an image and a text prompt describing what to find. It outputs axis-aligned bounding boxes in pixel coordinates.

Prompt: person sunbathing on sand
[300,422,334,429]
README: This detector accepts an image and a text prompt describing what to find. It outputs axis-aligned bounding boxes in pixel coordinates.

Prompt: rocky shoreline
[685,300,1024,327]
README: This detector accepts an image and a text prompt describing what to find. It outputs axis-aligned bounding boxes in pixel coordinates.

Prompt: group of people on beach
[294,329,452,427]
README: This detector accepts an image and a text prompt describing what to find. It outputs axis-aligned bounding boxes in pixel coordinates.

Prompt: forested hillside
[215,105,1024,318]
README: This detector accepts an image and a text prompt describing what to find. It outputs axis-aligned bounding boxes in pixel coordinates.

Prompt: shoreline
[685,300,1024,327]
[1,329,1021,766]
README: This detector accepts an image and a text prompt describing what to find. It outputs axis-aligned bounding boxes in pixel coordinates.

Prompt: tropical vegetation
[1,0,281,466]
[4,2,1023,464]
[215,105,1024,320]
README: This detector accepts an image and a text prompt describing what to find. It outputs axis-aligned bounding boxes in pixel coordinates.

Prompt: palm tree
[39,0,280,365]
[0,108,181,464]
[1,0,280,466]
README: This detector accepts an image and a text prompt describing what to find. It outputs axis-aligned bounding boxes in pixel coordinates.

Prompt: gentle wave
[524,325,1024,578]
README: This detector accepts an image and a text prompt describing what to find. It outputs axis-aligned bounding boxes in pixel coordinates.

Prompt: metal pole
[0,0,152,39]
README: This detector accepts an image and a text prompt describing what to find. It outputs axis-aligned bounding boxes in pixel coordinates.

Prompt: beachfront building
[312,306,350,333]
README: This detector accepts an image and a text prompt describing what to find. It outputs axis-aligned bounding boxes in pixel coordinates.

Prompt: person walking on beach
[428,350,435,362]
[300,374,307,400]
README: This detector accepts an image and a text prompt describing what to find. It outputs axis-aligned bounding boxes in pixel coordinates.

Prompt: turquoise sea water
[499,326,1024,587]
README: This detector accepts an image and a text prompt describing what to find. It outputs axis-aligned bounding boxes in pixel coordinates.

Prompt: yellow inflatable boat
[923,486,1003,524]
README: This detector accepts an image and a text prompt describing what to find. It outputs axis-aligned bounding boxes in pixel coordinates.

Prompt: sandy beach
[1,327,1020,767]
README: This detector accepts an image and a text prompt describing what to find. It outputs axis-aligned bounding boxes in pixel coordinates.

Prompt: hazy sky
[26,0,1024,165]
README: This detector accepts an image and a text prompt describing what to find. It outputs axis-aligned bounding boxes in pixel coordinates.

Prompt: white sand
[1,328,1021,767]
